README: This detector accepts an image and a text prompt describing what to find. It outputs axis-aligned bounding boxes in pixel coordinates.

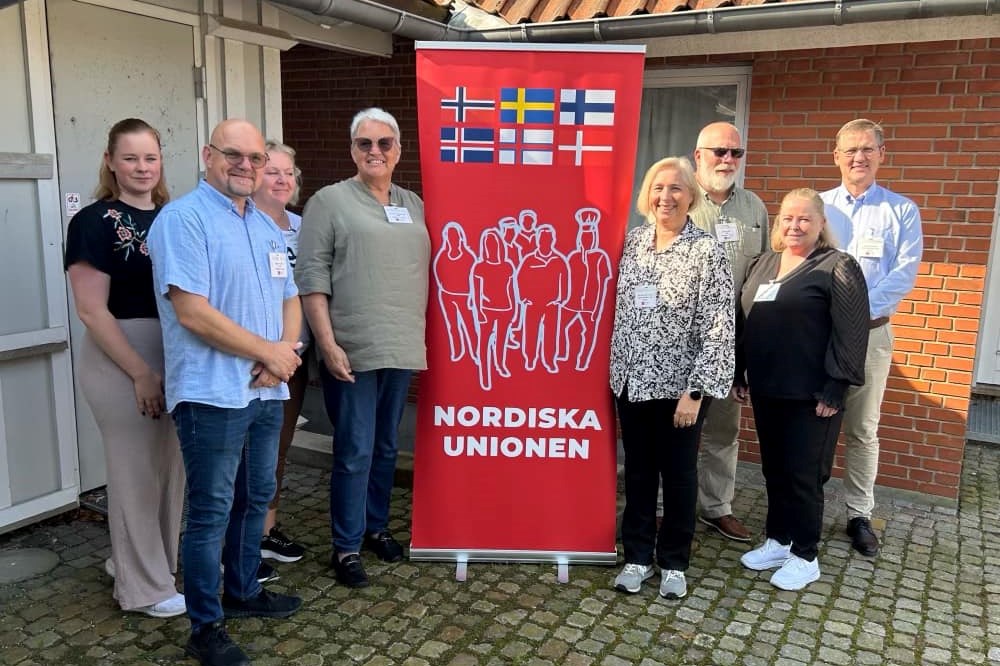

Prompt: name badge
[385,205,413,224]
[754,282,781,302]
[634,284,657,309]
[858,237,884,259]
[715,222,739,243]
[269,252,288,278]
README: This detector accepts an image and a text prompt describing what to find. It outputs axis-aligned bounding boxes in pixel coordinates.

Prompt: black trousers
[616,389,711,571]
[751,395,844,561]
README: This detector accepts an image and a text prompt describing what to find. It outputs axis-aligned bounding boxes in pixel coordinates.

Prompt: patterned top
[63,199,159,319]
[610,219,735,401]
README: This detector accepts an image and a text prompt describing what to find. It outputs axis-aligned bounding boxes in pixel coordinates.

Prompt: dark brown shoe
[846,517,880,556]
[699,514,752,542]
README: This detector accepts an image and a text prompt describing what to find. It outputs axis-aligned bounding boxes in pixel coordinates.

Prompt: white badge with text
[858,236,884,259]
[269,252,288,278]
[634,284,658,309]
[385,205,413,224]
[753,282,781,302]
[715,222,739,243]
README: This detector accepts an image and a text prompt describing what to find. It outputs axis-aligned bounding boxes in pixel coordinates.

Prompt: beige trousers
[78,319,185,610]
[841,323,894,520]
[697,395,742,519]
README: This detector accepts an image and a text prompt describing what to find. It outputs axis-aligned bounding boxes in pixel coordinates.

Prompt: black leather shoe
[846,517,880,556]
[185,622,250,666]
[222,588,302,619]
[364,531,404,563]
[331,553,370,588]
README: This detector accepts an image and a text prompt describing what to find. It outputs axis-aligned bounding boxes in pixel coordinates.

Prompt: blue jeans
[173,399,282,630]
[319,366,412,553]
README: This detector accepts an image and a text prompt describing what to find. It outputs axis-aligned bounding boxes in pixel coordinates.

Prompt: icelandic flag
[559,89,615,126]
[440,86,495,123]
[498,128,554,165]
[500,88,556,124]
[441,126,495,163]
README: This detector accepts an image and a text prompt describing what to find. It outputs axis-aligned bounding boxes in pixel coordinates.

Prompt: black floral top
[64,199,159,319]
[610,219,735,401]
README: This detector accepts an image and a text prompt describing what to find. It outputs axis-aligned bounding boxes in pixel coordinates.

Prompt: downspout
[270,0,1000,43]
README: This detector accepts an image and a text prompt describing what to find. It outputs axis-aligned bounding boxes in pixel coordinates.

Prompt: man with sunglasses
[821,118,923,558]
[149,118,304,666]
[689,122,769,544]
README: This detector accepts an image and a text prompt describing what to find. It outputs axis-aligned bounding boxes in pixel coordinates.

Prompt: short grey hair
[836,118,884,147]
[264,139,302,206]
[350,107,401,141]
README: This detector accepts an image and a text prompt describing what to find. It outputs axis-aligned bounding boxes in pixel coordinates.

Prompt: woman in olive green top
[296,107,430,589]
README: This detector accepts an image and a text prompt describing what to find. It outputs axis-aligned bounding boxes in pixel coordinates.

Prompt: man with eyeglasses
[821,118,923,558]
[689,121,769,544]
[149,118,304,666]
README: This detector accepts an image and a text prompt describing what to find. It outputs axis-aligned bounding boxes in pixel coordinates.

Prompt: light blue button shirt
[821,182,923,319]
[149,180,298,412]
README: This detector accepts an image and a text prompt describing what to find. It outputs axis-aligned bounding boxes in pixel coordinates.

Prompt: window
[630,66,751,228]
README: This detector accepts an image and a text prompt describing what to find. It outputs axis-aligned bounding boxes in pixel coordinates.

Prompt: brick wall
[282,37,999,500]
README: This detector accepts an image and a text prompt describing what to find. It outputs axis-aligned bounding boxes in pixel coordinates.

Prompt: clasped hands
[250,340,303,388]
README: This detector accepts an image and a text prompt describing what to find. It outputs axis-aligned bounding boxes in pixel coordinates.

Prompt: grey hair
[836,118,885,147]
[350,107,401,141]
[264,139,302,206]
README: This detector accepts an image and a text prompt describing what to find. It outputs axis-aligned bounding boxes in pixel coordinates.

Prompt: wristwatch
[689,389,702,401]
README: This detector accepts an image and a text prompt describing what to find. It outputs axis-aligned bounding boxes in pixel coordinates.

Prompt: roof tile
[466,0,806,22]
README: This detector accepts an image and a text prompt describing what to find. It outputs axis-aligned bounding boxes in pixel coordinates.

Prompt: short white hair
[350,107,401,141]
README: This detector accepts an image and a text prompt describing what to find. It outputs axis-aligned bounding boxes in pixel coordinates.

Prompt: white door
[48,0,202,490]
[975,179,1000,387]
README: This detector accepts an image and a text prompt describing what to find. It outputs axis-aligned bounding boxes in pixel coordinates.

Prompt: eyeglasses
[209,144,268,169]
[352,137,397,152]
[700,147,745,159]
[838,146,881,159]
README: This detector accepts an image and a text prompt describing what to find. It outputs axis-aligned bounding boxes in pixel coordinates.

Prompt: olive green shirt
[689,184,769,294]
[296,178,431,372]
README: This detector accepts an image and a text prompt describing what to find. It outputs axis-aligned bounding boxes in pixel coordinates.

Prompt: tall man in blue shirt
[821,118,923,558]
[149,119,303,666]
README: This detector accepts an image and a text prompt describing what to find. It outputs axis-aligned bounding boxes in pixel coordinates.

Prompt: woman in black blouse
[735,188,869,591]
[64,119,185,617]
[610,157,735,600]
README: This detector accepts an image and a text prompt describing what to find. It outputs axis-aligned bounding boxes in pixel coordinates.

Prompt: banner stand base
[410,547,618,571]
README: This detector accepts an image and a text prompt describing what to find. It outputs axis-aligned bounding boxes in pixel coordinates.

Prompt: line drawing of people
[433,221,478,363]
[513,208,540,259]
[515,223,570,373]
[498,215,524,350]
[559,207,612,371]
[469,227,518,390]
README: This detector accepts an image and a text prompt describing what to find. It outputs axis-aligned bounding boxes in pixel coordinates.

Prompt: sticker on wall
[65,192,81,217]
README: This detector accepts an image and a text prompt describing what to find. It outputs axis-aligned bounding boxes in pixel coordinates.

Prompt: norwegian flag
[440,127,495,164]
[440,86,495,123]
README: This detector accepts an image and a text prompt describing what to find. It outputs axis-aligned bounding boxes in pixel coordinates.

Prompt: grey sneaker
[659,569,687,599]
[613,563,653,593]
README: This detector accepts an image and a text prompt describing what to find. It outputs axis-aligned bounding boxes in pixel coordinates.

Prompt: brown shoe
[699,514,752,542]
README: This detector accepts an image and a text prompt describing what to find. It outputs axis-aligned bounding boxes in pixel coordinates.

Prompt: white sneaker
[658,569,687,599]
[740,538,792,571]
[104,558,116,578]
[132,592,186,618]
[770,554,820,591]
[613,563,653,593]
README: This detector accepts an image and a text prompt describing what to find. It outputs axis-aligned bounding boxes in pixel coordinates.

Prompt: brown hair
[94,118,169,206]
[770,188,835,252]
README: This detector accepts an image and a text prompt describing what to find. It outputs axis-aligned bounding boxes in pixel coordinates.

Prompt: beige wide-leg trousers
[78,318,185,610]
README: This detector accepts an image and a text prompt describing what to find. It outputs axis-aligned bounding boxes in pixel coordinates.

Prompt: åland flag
[412,43,645,568]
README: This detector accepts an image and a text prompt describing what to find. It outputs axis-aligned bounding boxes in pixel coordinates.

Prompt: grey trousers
[697,395,742,519]
[79,319,185,610]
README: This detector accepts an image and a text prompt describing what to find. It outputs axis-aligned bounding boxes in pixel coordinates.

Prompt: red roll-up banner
[411,43,645,564]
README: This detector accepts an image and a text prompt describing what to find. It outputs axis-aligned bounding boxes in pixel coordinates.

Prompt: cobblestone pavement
[1,441,998,666]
